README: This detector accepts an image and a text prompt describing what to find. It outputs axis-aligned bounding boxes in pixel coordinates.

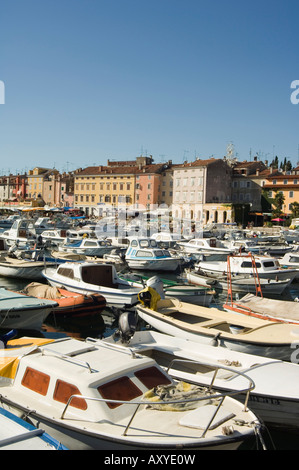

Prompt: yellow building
[74,165,137,216]
[27,167,57,201]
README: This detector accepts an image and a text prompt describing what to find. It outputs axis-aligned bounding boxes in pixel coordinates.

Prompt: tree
[290,201,299,219]
[271,191,285,218]
[270,156,279,169]
[280,157,293,172]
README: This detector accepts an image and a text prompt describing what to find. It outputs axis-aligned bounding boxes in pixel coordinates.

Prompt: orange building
[263,166,299,215]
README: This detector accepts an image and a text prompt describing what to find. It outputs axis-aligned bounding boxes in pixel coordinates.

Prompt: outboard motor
[117,311,137,343]
[146,276,165,299]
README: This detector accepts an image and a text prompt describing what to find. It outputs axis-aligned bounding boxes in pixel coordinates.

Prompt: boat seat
[179,405,235,430]
[199,320,227,329]
[159,307,180,316]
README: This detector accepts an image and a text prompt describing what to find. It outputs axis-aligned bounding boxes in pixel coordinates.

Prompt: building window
[289,191,294,198]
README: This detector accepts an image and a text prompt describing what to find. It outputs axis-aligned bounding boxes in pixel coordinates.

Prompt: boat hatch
[97,366,171,409]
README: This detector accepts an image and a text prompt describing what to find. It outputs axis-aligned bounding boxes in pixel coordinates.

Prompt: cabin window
[57,267,75,279]
[97,376,142,409]
[263,261,275,268]
[136,250,153,257]
[154,250,165,257]
[241,261,261,268]
[54,380,87,410]
[134,367,172,389]
[21,367,50,396]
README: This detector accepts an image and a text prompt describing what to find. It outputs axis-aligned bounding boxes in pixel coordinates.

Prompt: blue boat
[0,407,68,450]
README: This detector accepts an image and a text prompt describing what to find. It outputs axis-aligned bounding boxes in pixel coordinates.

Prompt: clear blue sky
[1,0,299,174]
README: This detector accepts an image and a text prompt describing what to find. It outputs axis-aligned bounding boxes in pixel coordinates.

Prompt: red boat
[22,282,106,318]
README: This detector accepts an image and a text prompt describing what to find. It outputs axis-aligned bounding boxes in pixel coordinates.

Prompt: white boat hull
[186,270,291,295]
[2,402,248,451]
[126,258,180,271]
[0,264,46,280]
[43,268,140,306]
[137,307,293,361]
[111,331,299,431]
[0,307,51,329]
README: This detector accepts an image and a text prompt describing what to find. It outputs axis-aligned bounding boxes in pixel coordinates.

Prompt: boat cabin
[126,238,172,258]
[4,337,172,423]
[56,263,120,288]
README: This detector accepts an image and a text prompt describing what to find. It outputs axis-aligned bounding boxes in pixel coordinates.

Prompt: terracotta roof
[75,162,174,176]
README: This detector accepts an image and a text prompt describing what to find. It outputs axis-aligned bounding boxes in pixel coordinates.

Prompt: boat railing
[86,337,140,358]
[40,347,96,373]
[166,358,255,412]
[60,386,254,439]
[86,337,256,409]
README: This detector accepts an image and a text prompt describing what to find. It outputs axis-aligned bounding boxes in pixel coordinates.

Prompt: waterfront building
[172,158,233,228]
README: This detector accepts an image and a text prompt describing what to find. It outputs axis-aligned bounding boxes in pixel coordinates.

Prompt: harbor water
[1,270,299,450]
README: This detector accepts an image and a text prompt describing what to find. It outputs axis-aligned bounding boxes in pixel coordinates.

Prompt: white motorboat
[125,237,181,271]
[150,231,185,247]
[136,295,299,361]
[0,215,20,230]
[0,335,263,450]
[279,249,299,273]
[177,237,232,255]
[196,252,299,281]
[0,407,67,450]
[224,239,267,255]
[42,262,141,306]
[0,218,37,247]
[185,269,292,296]
[58,238,114,257]
[0,250,57,280]
[0,287,57,329]
[105,326,299,431]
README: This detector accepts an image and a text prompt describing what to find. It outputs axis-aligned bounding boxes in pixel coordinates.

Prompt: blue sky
[1,0,299,173]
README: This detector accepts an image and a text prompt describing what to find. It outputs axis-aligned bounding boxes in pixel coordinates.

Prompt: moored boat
[0,287,57,329]
[105,326,299,431]
[125,237,181,271]
[0,335,263,450]
[224,292,299,325]
[195,252,299,281]
[22,282,106,317]
[136,294,299,361]
[0,407,68,450]
[185,269,292,295]
[42,261,141,306]
[120,273,215,307]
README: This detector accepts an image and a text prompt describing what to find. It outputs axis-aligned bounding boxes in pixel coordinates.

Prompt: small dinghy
[22,282,106,318]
